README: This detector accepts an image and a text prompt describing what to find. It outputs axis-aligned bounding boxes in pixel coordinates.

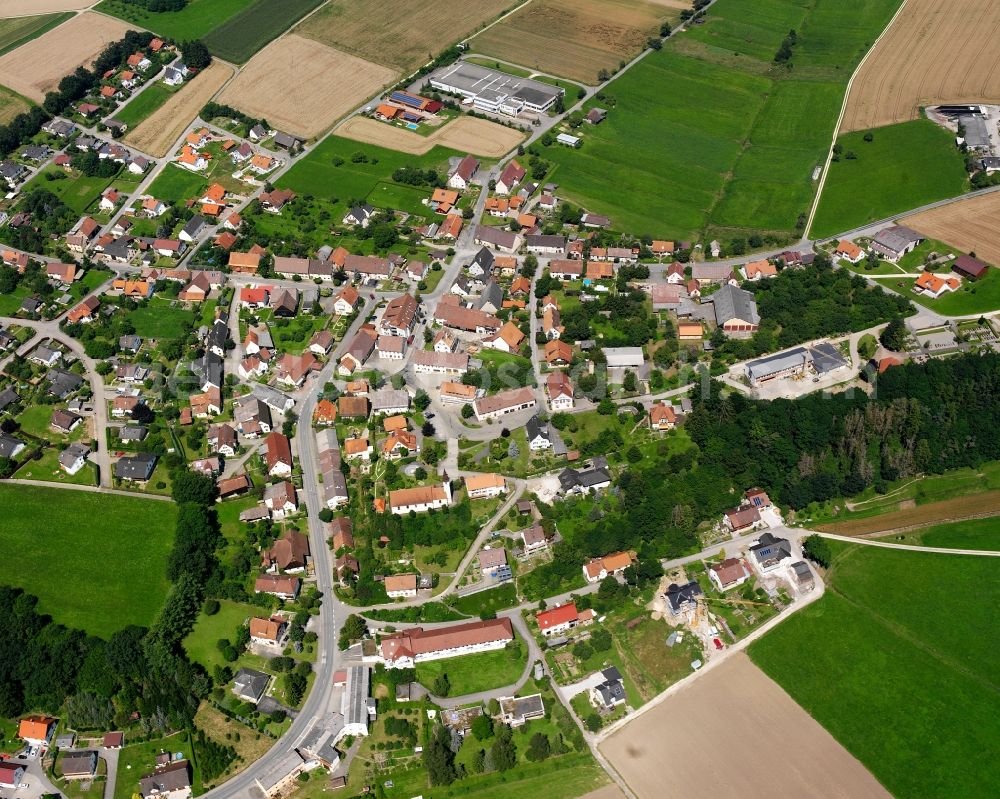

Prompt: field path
[0,478,173,501]
[817,531,1000,557]
[815,490,1000,536]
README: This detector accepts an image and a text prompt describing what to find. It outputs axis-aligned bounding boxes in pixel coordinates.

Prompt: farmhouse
[412,349,469,375]
[388,482,452,514]
[473,386,536,421]
[380,618,515,668]
[449,155,480,190]
[536,603,578,636]
[263,431,293,477]
[870,225,923,262]
[474,225,519,252]
[433,301,501,333]
[835,240,864,263]
[428,62,562,117]
[379,293,418,336]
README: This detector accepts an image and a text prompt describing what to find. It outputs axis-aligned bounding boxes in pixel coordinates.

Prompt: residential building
[583,551,636,583]
[263,482,299,520]
[380,618,514,668]
[535,603,578,636]
[664,580,703,616]
[724,505,761,533]
[525,415,551,450]
[263,432,293,477]
[590,667,626,709]
[249,616,286,646]
[384,573,419,599]
[232,669,270,703]
[546,370,574,411]
[254,574,301,600]
[709,558,752,592]
[138,760,191,799]
[521,524,548,555]
[749,533,792,573]
[464,472,506,499]
[559,466,611,495]
[388,482,452,514]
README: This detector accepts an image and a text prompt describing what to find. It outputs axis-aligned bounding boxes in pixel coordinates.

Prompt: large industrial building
[428,62,563,117]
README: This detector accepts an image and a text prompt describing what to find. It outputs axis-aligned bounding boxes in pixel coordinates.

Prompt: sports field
[124,60,234,157]
[903,191,1000,267]
[470,0,670,84]
[543,0,902,238]
[0,484,176,639]
[0,12,73,58]
[841,0,1000,132]
[337,115,523,157]
[217,35,395,138]
[810,120,967,238]
[0,11,133,102]
[277,134,460,208]
[750,542,1000,797]
[297,0,513,74]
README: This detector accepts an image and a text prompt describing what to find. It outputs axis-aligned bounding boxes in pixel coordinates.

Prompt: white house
[384,573,418,599]
[388,483,451,514]
[464,473,506,499]
[380,618,514,668]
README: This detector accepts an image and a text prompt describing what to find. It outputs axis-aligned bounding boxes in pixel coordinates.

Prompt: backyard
[872,267,1000,316]
[0,484,176,638]
[414,636,527,696]
[183,599,259,671]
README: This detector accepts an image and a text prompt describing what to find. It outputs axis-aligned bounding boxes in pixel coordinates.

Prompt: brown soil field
[124,60,234,157]
[602,653,892,799]
[471,0,670,84]
[0,0,91,13]
[0,12,133,102]
[217,35,395,140]
[336,115,524,157]
[295,0,513,74]
[903,192,1000,267]
[817,489,1000,536]
[841,0,1000,132]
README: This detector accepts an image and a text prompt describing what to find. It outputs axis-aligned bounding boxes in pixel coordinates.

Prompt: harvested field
[217,35,395,139]
[903,191,1000,267]
[124,60,233,157]
[817,490,1000,536]
[0,12,133,102]
[841,0,1000,132]
[336,115,523,157]
[602,653,892,799]
[0,84,29,125]
[296,0,513,74]
[470,0,671,84]
[0,0,90,12]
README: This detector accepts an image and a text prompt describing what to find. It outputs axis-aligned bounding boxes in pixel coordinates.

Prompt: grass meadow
[0,13,73,57]
[146,163,209,202]
[811,120,968,237]
[96,0,250,42]
[415,638,526,696]
[201,0,326,63]
[22,166,117,215]
[0,484,176,638]
[114,82,179,129]
[872,266,1000,317]
[127,297,196,339]
[876,517,1000,551]
[183,599,258,671]
[750,541,1000,797]
[543,0,902,239]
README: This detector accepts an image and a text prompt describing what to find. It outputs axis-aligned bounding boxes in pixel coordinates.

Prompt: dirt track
[602,653,892,799]
[336,115,524,157]
[903,192,1000,267]
[217,35,396,139]
[841,0,1000,132]
[817,490,1000,536]
[124,61,234,157]
[0,11,133,102]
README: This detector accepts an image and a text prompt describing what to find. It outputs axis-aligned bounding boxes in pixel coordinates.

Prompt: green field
[0,12,72,57]
[128,298,196,338]
[201,0,326,63]
[183,599,257,670]
[96,0,250,42]
[114,82,179,129]
[415,637,526,696]
[750,542,1000,797]
[811,120,968,237]
[451,583,519,617]
[22,166,116,215]
[877,517,1000,551]
[277,135,460,213]
[542,0,902,239]
[146,163,209,202]
[872,266,1000,316]
[0,484,176,638]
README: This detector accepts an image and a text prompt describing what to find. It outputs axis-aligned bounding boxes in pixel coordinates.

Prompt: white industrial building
[428,62,563,117]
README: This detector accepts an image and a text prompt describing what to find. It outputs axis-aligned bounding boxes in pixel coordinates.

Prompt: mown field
[414,638,526,696]
[0,83,31,125]
[876,517,1000,551]
[201,0,326,63]
[183,599,257,670]
[750,541,1000,798]
[96,0,250,41]
[542,0,902,239]
[146,163,209,202]
[811,120,967,238]
[277,134,460,213]
[0,484,176,638]
[113,81,179,129]
[0,12,73,57]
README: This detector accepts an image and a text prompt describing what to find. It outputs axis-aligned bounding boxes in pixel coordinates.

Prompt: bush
[203,599,220,616]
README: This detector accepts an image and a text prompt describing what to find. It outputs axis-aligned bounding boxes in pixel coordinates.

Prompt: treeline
[201,102,266,132]
[713,255,912,360]
[0,189,77,253]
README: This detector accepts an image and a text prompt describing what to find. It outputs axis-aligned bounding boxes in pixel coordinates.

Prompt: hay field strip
[295,0,515,74]
[469,0,671,85]
[0,11,134,102]
[336,115,524,158]
[217,34,396,139]
[601,653,892,799]
[841,0,1000,132]
[903,190,1000,267]
[125,60,234,157]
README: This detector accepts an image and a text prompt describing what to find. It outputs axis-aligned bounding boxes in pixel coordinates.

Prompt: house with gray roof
[712,284,759,336]
[0,433,26,459]
[114,452,157,482]
[749,532,792,573]
[870,225,923,262]
[233,668,270,703]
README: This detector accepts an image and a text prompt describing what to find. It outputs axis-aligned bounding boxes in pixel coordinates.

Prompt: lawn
[415,636,527,696]
[114,82,180,129]
[750,541,1000,798]
[146,163,209,203]
[541,0,902,239]
[0,484,176,638]
[128,297,196,339]
[183,599,258,671]
[96,0,250,42]
[278,135,459,207]
[201,0,327,63]
[16,448,99,488]
[114,732,198,799]
[876,517,1000,551]
[0,13,73,57]
[873,267,1000,316]
[22,166,117,215]
[452,583,519,617]
[811,120,968,238]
